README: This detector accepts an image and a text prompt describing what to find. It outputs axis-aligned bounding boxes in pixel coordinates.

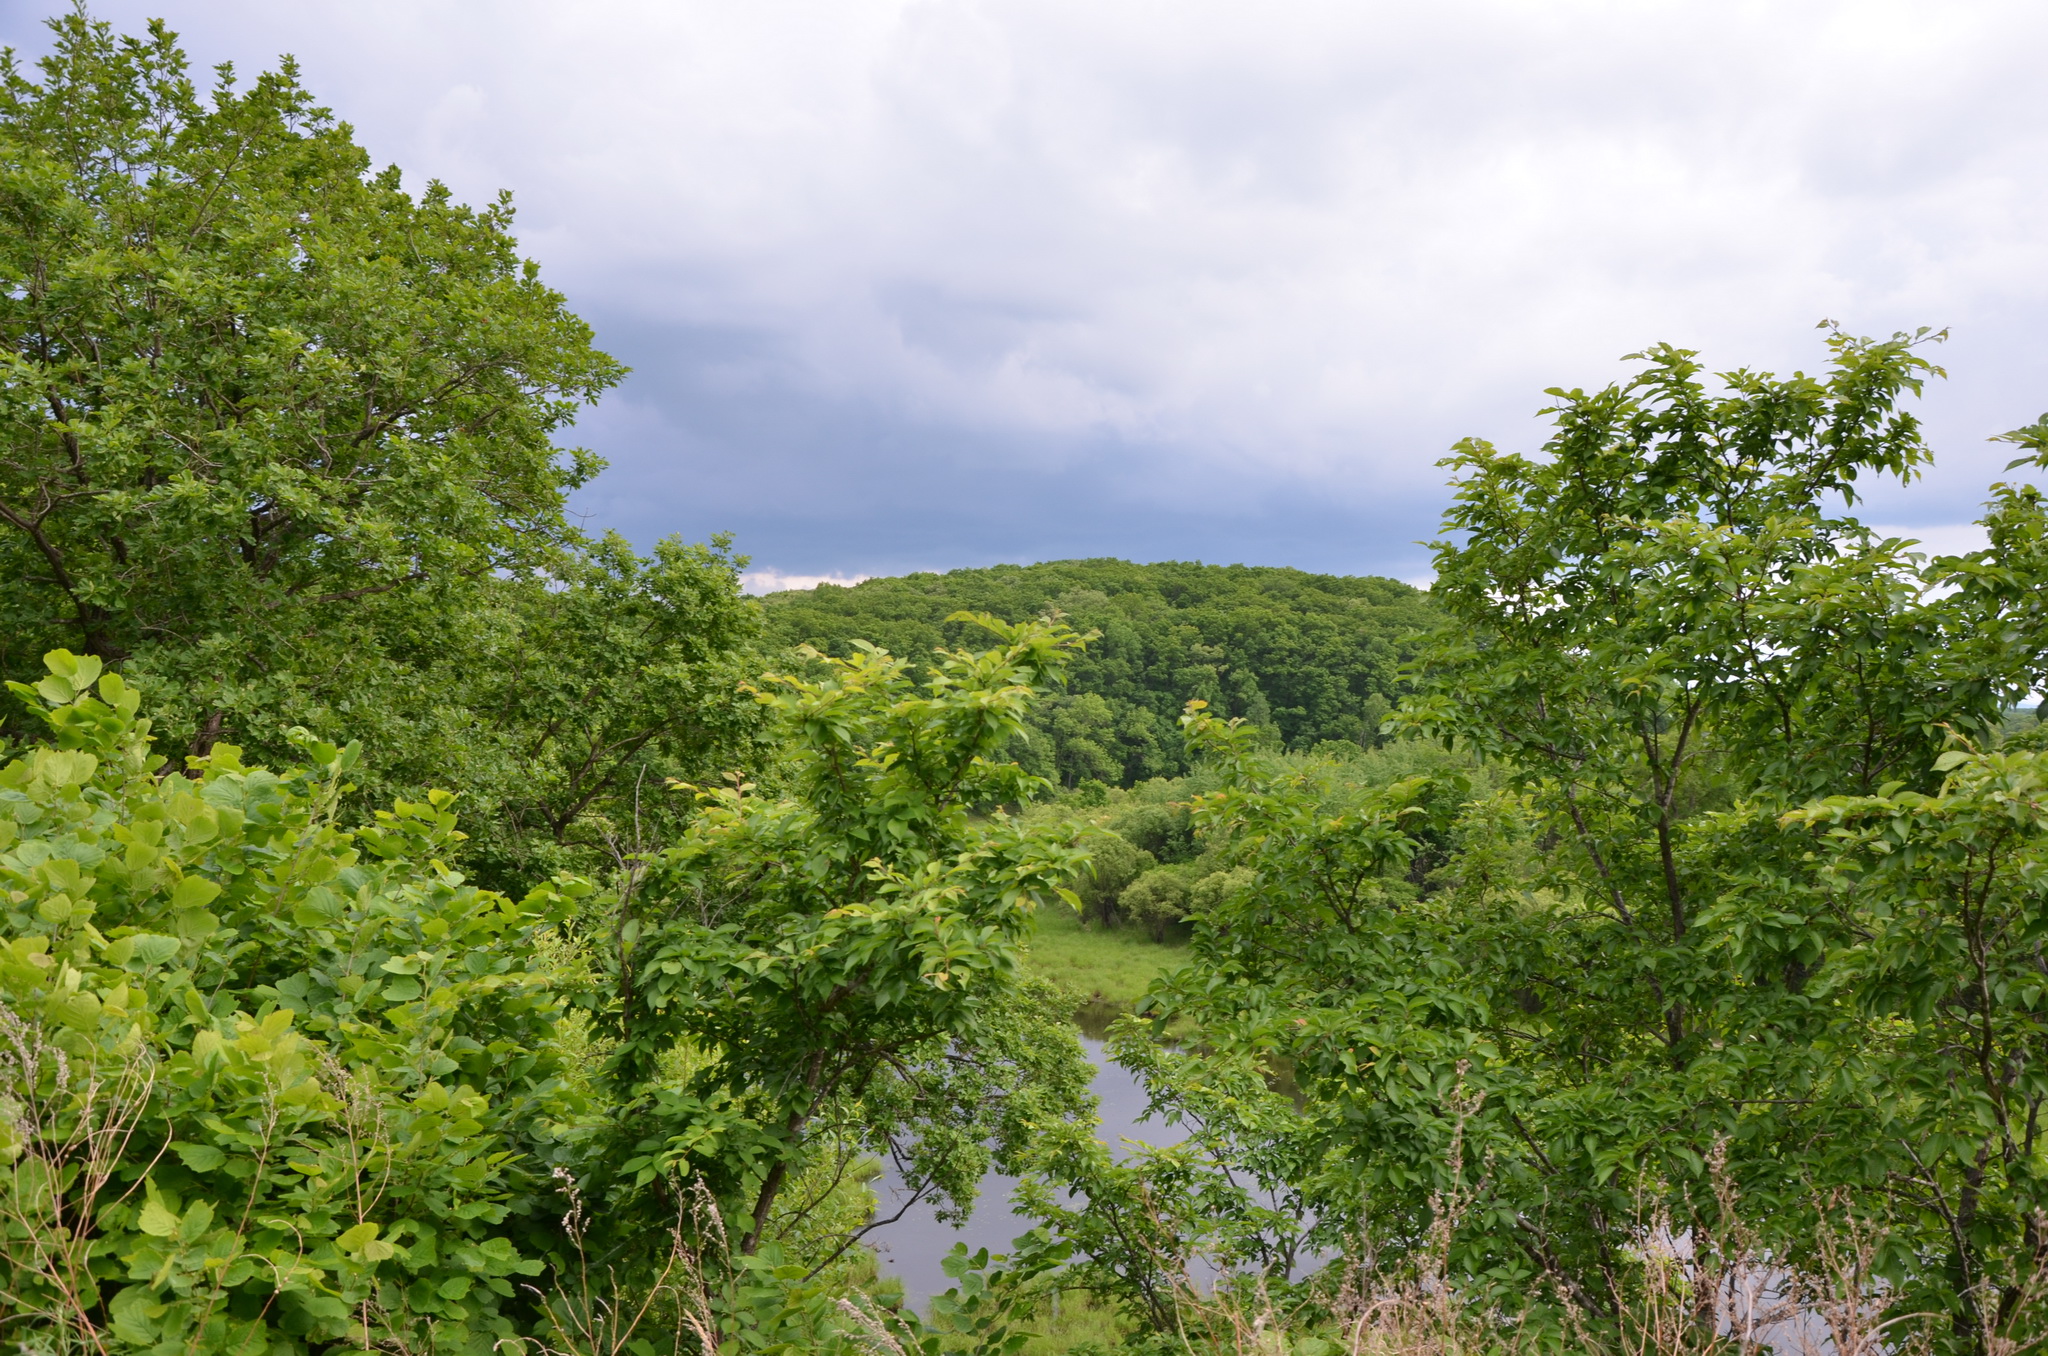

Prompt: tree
[0,11,622,770]
[1045,692,1122,788]
[1780,745,2048,1339]
[758,559,1436,779]
[592,616,1098,1267]
[1071,830,1153,927]
[446,532,770,889]
[0,14,771,885]
[1397,328,2030,1314]
[1054,329,2048,1349]
[1118,865,1194,942]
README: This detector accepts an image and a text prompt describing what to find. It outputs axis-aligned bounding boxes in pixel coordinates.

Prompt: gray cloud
[565,308,1447,578]
[10,0,2048,578]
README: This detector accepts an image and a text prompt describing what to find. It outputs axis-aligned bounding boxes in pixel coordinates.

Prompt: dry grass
[1047,1081,2030,1356]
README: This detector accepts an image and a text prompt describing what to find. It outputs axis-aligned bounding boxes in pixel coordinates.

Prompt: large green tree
[595,617,1098,1264]
[0,13,767,884]
[407,530,771,890]
[1053,330,2048,1351]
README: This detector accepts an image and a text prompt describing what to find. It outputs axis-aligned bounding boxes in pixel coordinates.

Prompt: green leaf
[174,909,219,940]
[172,1143,225,1172]
[177,1198,214,1243]
[169,876,223,911]
[129,934,182,967]
[137,1199,178,1238]
[336,1221,381,1253]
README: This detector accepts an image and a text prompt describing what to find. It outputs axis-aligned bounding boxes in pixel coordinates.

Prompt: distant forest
[760,559,1437,786]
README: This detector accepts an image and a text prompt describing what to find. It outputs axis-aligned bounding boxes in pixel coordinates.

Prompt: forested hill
[759,558,1438,786]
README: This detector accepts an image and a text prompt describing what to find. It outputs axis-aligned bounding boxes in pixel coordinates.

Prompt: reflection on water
[1075,996,1300,1102]
[867,1032,1185,1307]
[1073,997,1127,1040]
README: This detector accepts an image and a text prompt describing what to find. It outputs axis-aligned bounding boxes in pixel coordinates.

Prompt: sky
[6,1,2045,590]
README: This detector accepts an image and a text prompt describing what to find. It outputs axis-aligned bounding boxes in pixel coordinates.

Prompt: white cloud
[1868,523,1993,558]
[20,0,2048,571]
[740,569,872,596]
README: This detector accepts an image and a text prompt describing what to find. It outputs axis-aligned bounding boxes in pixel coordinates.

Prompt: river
[866,1033,1186,1307]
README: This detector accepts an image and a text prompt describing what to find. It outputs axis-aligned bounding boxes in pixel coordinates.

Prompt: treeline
[762,559,1435,786]
[1039,737,1477,947]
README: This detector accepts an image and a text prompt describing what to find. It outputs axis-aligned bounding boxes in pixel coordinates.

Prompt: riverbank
[858,907,1191,1326]
[1022,902,1187,1004]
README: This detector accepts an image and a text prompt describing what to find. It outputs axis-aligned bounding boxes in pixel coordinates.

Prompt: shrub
[1119,867,1196,942]
[1188,867,1253,918]
[0,651,585,1354]
[1073,834,1156,927]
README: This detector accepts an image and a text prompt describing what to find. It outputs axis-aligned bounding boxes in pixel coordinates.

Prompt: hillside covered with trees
[761,560,1436,786]
[12,14,2048,1356]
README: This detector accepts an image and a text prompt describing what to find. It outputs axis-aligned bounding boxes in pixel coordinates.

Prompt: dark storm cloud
[566,309,1446,581]
[8,0,2048,583]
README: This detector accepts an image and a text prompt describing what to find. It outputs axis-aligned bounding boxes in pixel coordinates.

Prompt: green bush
[0,643,1095,1355]
[1118,867,1195,942]
[0,650,586,1353]
[1106,803,1198,865]
[1187,867,1253,917]
[1072,834,1155,927]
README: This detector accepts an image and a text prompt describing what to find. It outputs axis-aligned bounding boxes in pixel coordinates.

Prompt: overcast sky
[7,1,2045,588]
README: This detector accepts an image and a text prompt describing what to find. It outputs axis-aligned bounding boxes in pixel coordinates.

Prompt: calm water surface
[867,1035,1185,1306]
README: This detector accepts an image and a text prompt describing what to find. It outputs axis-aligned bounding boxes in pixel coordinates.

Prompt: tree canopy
[0,13,768,889]
[760,559,1437,787]
[1034,330,2048,1352]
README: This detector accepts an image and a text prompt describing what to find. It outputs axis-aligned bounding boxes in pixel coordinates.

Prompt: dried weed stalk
[0,1004,160,1356]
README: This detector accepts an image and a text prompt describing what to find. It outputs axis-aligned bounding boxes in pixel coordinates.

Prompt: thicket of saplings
[10,13,2048,1356]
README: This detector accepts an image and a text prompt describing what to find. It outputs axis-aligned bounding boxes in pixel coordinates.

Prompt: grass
[1024,903,1186,1006]
[1018,1286,1130,1354]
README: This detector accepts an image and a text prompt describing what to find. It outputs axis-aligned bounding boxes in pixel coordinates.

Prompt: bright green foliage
[1186,866,1252,919]
[1025,710,1466,1329]
[0,638,1091,1354]
[1041,330,2048,1350]
[0,10,618,692]
[1070,832,1153,927]
[759,560,1435,783]
[1103,798,1202,866]
[248,529,768,895]
[593,616,1098,1263]
[440,531,770,888]
[1394,330,2038,1305]
[0,651,585,1353]
[1115,865,1194,943]
[1776,746,2048,1333]
[1417,328,1997,807]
